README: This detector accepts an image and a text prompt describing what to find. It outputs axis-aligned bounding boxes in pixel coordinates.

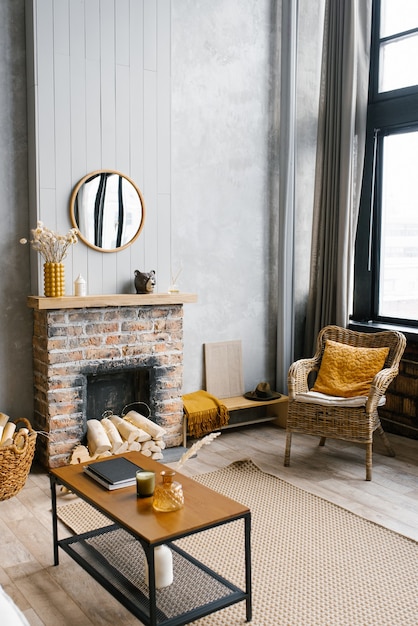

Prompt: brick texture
[32,305,184,468]
[380,343,418,439]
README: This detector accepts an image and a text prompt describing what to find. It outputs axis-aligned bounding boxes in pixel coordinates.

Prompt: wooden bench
[183,394,288,445]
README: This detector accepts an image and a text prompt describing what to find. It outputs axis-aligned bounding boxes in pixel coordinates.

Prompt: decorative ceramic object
[134,269,156,294]
[44,262,65,297]
[74,274,86,296]
[152,470,184,512]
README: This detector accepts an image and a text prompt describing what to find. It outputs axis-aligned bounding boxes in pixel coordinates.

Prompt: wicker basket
[0,418,37,501]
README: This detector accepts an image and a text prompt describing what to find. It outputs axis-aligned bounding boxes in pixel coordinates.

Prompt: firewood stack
[70,410,166,464]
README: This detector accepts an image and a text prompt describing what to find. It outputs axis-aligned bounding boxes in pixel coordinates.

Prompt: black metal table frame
[50,475,252,625]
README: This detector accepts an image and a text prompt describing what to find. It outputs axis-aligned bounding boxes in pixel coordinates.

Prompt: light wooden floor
[1,423,418,625]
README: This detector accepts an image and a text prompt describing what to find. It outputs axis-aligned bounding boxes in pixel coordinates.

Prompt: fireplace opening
[86,368,150,421]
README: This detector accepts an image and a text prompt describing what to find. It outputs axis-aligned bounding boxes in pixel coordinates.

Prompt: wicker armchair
[284,325,406,480]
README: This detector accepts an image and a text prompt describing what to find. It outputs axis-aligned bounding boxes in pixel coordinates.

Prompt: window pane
[379,131,418,321]
[380,0,418,38]
[379,33,418,92]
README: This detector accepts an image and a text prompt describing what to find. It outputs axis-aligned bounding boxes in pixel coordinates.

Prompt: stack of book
[83,456,143,490]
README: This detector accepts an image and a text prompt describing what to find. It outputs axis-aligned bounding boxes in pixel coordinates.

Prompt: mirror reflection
[70,170,146,251]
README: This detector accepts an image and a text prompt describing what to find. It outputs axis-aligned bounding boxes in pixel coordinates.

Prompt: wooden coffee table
[50,452,252,625]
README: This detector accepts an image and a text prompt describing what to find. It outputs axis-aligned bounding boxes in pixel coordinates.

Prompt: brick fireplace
[27,294,197,468]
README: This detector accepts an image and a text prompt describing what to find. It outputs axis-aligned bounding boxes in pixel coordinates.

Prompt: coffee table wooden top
[51,452,249,545]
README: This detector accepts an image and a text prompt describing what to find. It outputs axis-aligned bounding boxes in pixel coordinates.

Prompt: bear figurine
[134,269,156,294]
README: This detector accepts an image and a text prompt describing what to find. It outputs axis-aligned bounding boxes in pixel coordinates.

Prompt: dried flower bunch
[175,431,221,470]
[20,221,78,263]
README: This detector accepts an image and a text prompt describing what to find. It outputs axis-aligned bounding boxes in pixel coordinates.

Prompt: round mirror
[70,170,146,252]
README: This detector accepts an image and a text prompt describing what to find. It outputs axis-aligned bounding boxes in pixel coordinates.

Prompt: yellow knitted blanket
[182,390,229,438]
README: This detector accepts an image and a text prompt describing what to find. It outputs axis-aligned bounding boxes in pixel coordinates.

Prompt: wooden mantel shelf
[27,293,198,310]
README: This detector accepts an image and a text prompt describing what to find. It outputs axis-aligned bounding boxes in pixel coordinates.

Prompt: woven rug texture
[57,460,418,626]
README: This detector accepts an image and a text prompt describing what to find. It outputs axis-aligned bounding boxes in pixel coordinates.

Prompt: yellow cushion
[311,339,390,398]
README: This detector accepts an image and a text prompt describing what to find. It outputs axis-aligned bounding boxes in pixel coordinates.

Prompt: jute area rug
[57,460,418,626]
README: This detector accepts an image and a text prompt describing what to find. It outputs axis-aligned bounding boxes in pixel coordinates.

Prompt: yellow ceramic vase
[44,262,65,297]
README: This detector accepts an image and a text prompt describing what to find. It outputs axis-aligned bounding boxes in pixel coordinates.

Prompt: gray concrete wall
[0,0,34,418]
[171,0,276,393]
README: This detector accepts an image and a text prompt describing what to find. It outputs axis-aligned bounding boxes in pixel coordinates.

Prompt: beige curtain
[304,0,372,354]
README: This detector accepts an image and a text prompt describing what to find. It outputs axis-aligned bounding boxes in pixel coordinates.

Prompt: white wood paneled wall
[25,0,171,296]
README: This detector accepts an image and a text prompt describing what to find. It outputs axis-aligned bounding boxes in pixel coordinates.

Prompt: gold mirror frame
[70,170,146,252]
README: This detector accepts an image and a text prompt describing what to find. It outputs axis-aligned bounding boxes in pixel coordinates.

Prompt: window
[353,0,418,327]
[378,0,418,92]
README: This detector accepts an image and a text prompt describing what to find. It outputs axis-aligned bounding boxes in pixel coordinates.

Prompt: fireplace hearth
[28,294,197,468]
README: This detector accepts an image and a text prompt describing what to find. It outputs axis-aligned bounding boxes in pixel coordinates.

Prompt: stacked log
[0,413,30,450]
[70,410,166,464]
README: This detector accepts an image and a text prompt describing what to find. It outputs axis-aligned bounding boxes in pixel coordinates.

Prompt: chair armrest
[288,357,320,399]
[366,366,399,413]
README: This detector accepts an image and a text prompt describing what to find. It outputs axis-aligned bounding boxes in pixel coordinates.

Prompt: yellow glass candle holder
[152,470,184,512]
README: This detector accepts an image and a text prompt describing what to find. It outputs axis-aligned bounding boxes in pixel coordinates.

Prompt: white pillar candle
[144,545,173,589]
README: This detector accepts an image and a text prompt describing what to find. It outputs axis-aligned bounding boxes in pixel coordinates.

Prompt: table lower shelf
[58,525,247,626]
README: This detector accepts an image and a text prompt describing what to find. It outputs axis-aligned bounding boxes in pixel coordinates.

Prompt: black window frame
[352,0,418,333]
